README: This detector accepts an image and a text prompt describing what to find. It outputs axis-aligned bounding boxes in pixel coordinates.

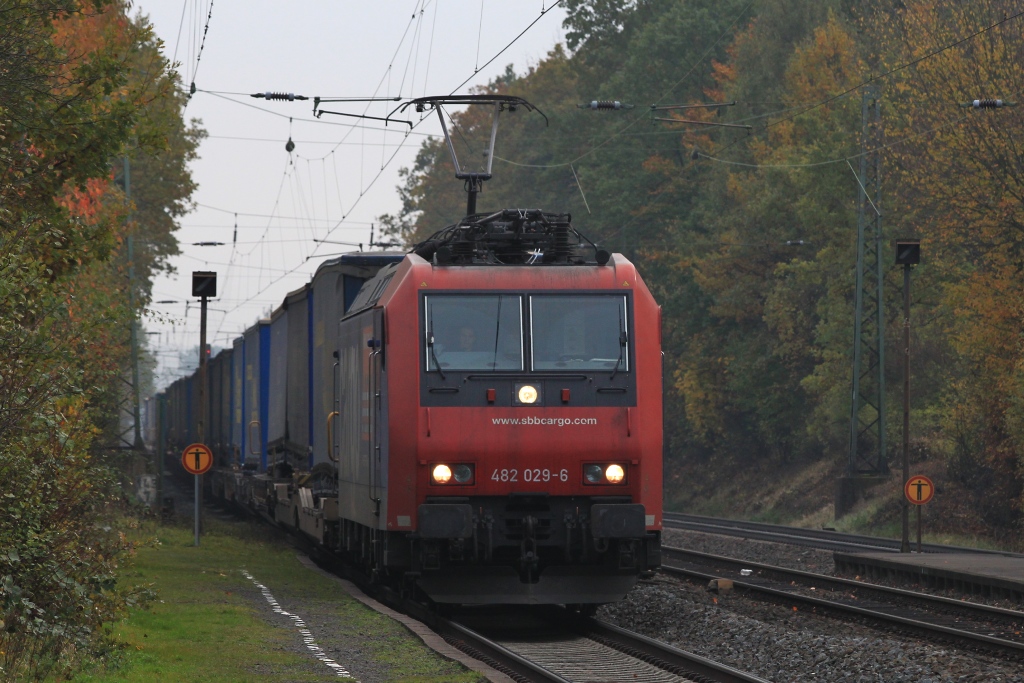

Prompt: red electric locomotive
[160,95,662,607]
[330,205,663,605]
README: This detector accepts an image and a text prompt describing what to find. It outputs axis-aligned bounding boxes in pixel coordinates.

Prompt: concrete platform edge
[296,554,515,683]
[834,552,1024,597]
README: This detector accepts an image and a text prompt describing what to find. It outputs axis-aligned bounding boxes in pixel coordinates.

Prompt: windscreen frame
[528,294,630,373]
[423,293,525,372]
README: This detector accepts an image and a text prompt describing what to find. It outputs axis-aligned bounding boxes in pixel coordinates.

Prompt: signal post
[181,443,213,545]
[190,271,216,546]
[895,241,920,552]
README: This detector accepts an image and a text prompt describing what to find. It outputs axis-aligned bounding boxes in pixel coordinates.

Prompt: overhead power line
[186,0,215,102]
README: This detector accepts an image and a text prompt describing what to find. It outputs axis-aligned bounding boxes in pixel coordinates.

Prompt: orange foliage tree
[878,0,1024,527]
[1,1,197,678]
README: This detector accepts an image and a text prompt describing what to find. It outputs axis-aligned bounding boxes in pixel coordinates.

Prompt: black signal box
[192,271,217,298]
[895,240,920,265]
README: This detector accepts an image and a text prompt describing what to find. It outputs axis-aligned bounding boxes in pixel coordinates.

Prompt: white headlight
[605,464,625,484]
[432,464,452,484]
[517,385,539,404]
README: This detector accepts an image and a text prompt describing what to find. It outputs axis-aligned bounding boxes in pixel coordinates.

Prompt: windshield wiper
[491,296,503,369]
[610,304,627,380]
[427,319,446,380]
[610,330,628,380]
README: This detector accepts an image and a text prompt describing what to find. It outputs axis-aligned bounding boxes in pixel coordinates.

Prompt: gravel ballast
[601,574,1024,682]
[596,529,1024,682]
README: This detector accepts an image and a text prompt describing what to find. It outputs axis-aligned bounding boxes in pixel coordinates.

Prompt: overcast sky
[138,1,568,388]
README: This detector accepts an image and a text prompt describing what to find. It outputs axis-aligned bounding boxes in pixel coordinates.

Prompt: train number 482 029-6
[491,468,569,483]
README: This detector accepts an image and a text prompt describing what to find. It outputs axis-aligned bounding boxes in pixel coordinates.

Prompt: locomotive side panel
[336,308,388,530]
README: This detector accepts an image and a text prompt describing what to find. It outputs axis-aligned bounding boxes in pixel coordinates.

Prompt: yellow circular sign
[905,475,934,505]
[181,443,213,475]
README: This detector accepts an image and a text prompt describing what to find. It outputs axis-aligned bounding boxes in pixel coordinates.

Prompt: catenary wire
[157,6,567,360]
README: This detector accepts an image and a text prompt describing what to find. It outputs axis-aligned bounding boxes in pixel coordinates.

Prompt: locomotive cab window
[530,295,629,372]
[425,295,523,371]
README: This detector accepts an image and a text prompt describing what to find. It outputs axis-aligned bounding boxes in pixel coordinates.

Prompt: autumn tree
[0,2,199,678]
[382,0,1024,537]
[876,0,1024,529]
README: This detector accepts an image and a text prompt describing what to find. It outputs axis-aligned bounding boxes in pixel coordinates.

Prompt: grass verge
[68,513,483,683]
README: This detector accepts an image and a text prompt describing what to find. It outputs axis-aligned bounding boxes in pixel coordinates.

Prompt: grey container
[207,350,223,454]
[231,336,245,461]
[267,304,289,455]
[166,378,180,449]
[219,347,234,464]
[309,254,404,467]
[243,320,271,471]
[208,348,233,464]
[284,285,311,469]
[185,373,198,446]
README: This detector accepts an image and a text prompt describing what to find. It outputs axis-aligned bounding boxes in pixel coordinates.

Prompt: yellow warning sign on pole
[181,443,213,475]
[904,475,934,505]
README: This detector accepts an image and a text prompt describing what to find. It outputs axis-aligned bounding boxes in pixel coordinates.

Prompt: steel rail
[663,512,1024,556]
[659,544,1024,618]
[578,615,771,683]
[450,605,771,683]
[435,617,574,683]
[215,499,775,680]
[663,545,1024,626]
[265,506,751,682]
[661,552,1024,660]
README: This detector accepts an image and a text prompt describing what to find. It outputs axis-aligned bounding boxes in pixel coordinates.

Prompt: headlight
[517,384,539,404]
[430,463,474,485]
[605,464,625,484]
[583,463,627,485]
[431,464,452,484]
[453,464,474,484]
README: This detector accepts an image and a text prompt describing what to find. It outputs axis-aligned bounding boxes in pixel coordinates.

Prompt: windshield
[425,295,523,371]
[530,295,628,371]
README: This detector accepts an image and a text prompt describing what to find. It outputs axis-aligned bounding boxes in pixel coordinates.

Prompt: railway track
[662,545,1024,661]
[662,512,1024,556]
[240,503,765,683]
[434,605,770,683]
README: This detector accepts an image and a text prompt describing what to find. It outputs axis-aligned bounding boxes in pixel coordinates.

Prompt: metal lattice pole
[125,155,144,450]
[848,87,887,475]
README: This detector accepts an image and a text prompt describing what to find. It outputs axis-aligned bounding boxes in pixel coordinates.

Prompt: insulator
[552,225,572,261]
[972,99,1003,108]
[586,100,623,110]
[266,92,296,101]
[451,240,474,261]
